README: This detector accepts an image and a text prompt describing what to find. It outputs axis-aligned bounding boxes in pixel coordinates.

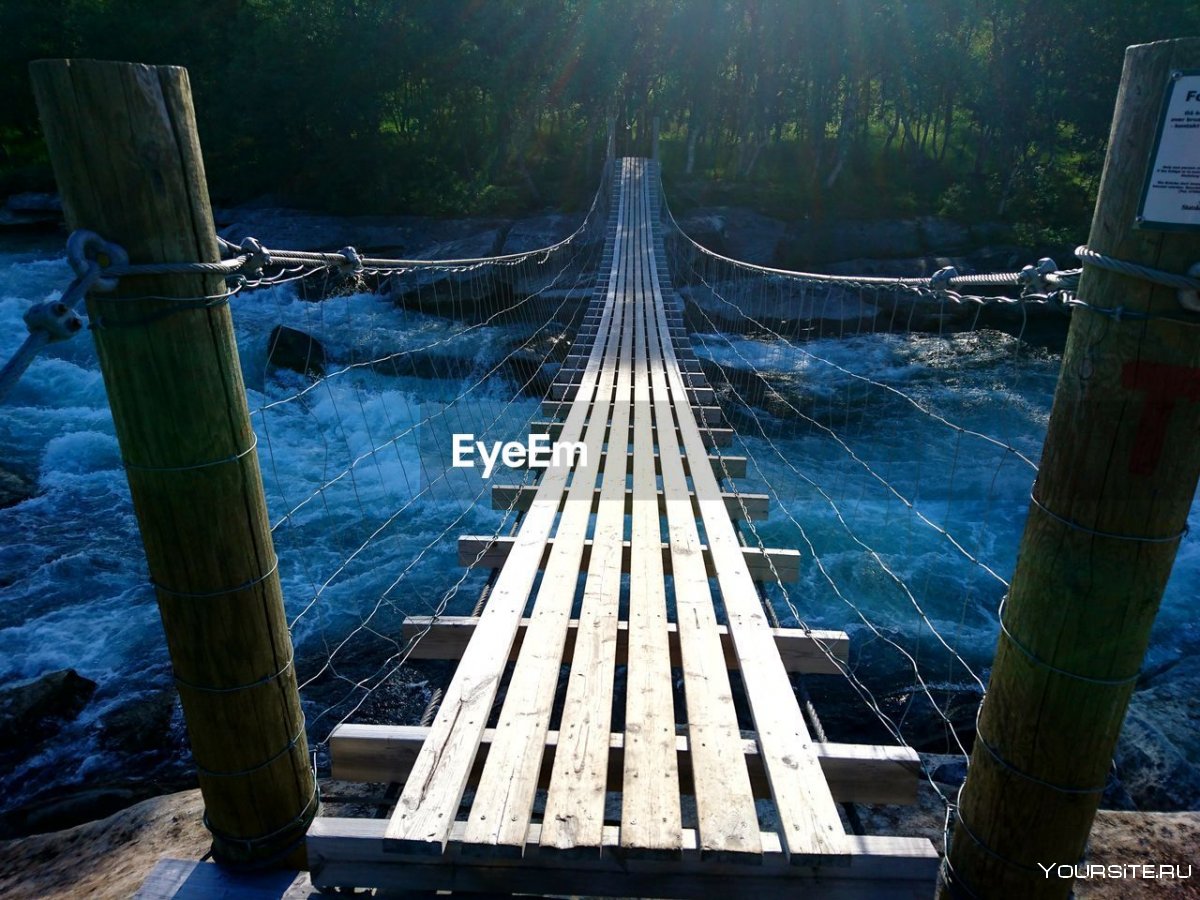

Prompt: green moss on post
[29,59,315,869]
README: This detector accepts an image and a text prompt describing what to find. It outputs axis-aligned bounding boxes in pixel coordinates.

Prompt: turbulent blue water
[1,239,1197,814]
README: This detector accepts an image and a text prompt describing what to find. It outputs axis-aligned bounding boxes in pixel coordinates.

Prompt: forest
[2,0,1198,242]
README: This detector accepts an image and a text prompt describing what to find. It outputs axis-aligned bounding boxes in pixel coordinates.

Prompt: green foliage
[937,182,993,222]
[0,0,1197,226]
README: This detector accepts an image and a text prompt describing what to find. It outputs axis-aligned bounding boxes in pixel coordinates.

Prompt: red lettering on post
[1120,361,1200,475]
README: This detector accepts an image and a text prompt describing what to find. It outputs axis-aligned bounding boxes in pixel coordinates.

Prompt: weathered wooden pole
[606,116,616,169]
[941,38,1200,899]
[30,59,315,868]
[652,115,660,161]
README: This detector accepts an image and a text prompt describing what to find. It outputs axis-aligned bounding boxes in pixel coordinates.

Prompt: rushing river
[1,236,1196,820]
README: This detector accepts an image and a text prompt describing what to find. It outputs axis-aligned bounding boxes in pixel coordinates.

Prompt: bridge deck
[307,159,938,897]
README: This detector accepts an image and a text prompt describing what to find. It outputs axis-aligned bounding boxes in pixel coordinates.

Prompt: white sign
[1138,71,1200,231]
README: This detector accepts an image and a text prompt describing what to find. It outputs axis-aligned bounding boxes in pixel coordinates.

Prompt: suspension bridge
[299,157,938,895]
[8,52,1200,900]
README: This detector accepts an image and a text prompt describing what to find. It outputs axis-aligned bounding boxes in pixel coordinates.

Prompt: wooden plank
[543,398,724,426]
[310,819,939,897]
[509,448,747,480]
[552,380,714,404]
[555,367,708,389]
[622,159,681,853]
[329,724,922,806]
[400,615,849,674]
[457,535,800,582]
[540,196,636,852]
[551,382,714,404]
[385,159,629,855]
[644,164,849,863]
[532,419,735,448]
[636,159,759,859]
[461,166,632,856]
[491,483,769,520]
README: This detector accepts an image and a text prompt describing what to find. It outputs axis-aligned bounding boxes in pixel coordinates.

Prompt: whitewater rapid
[1,239,1196,814]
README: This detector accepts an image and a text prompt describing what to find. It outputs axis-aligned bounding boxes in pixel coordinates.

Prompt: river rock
[500,212,585,255]
[779,218,925,266]
[0,783,165,839]
[0,468,32,509]
[500,332,571,396]
[4,193,61,214]
[1113,654,1200,810]
[216,206,509,260]
[965,244,1039,272]
[675,207,785,266]
[388,268,520,322]
[822,256,973,279]
[98,692,178,754]
[267,325,326,376]
[0,194,63,232]
[917,216,973,254]
[412,228,505,262]
[217,208,406,254]
[968,221,1016,246]
[679,280,879,335]
[0,669,97,751]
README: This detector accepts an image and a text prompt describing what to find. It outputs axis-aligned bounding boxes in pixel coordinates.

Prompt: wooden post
[652,115,660,162]
[606,116,616,169]
[29,59,315,868]
[941,38,1200,899]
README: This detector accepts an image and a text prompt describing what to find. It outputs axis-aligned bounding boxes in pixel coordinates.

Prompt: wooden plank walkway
[307,158,938,898]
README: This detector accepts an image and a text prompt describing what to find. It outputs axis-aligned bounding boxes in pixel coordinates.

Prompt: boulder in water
[267,325,326,376]
[0,782,166,839]
[1113,654,1200,810]
[99,691,178,754]
[779,218,925,266]
[0,669,97,751]
[676,207,786,266]
[916,216,973,254]
[4,193,61,214]
[500,212,585,255]
[0,468,33,509]
[0,193,63,233]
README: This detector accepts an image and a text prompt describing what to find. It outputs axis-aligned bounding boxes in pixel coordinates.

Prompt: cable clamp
[1018,257,1057,295]
[930,266,958,288]
[23,300,83,342]
[337,246,364,276]
[238,237,272,278]
[216,236,243,259]
[66,230,128,292]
